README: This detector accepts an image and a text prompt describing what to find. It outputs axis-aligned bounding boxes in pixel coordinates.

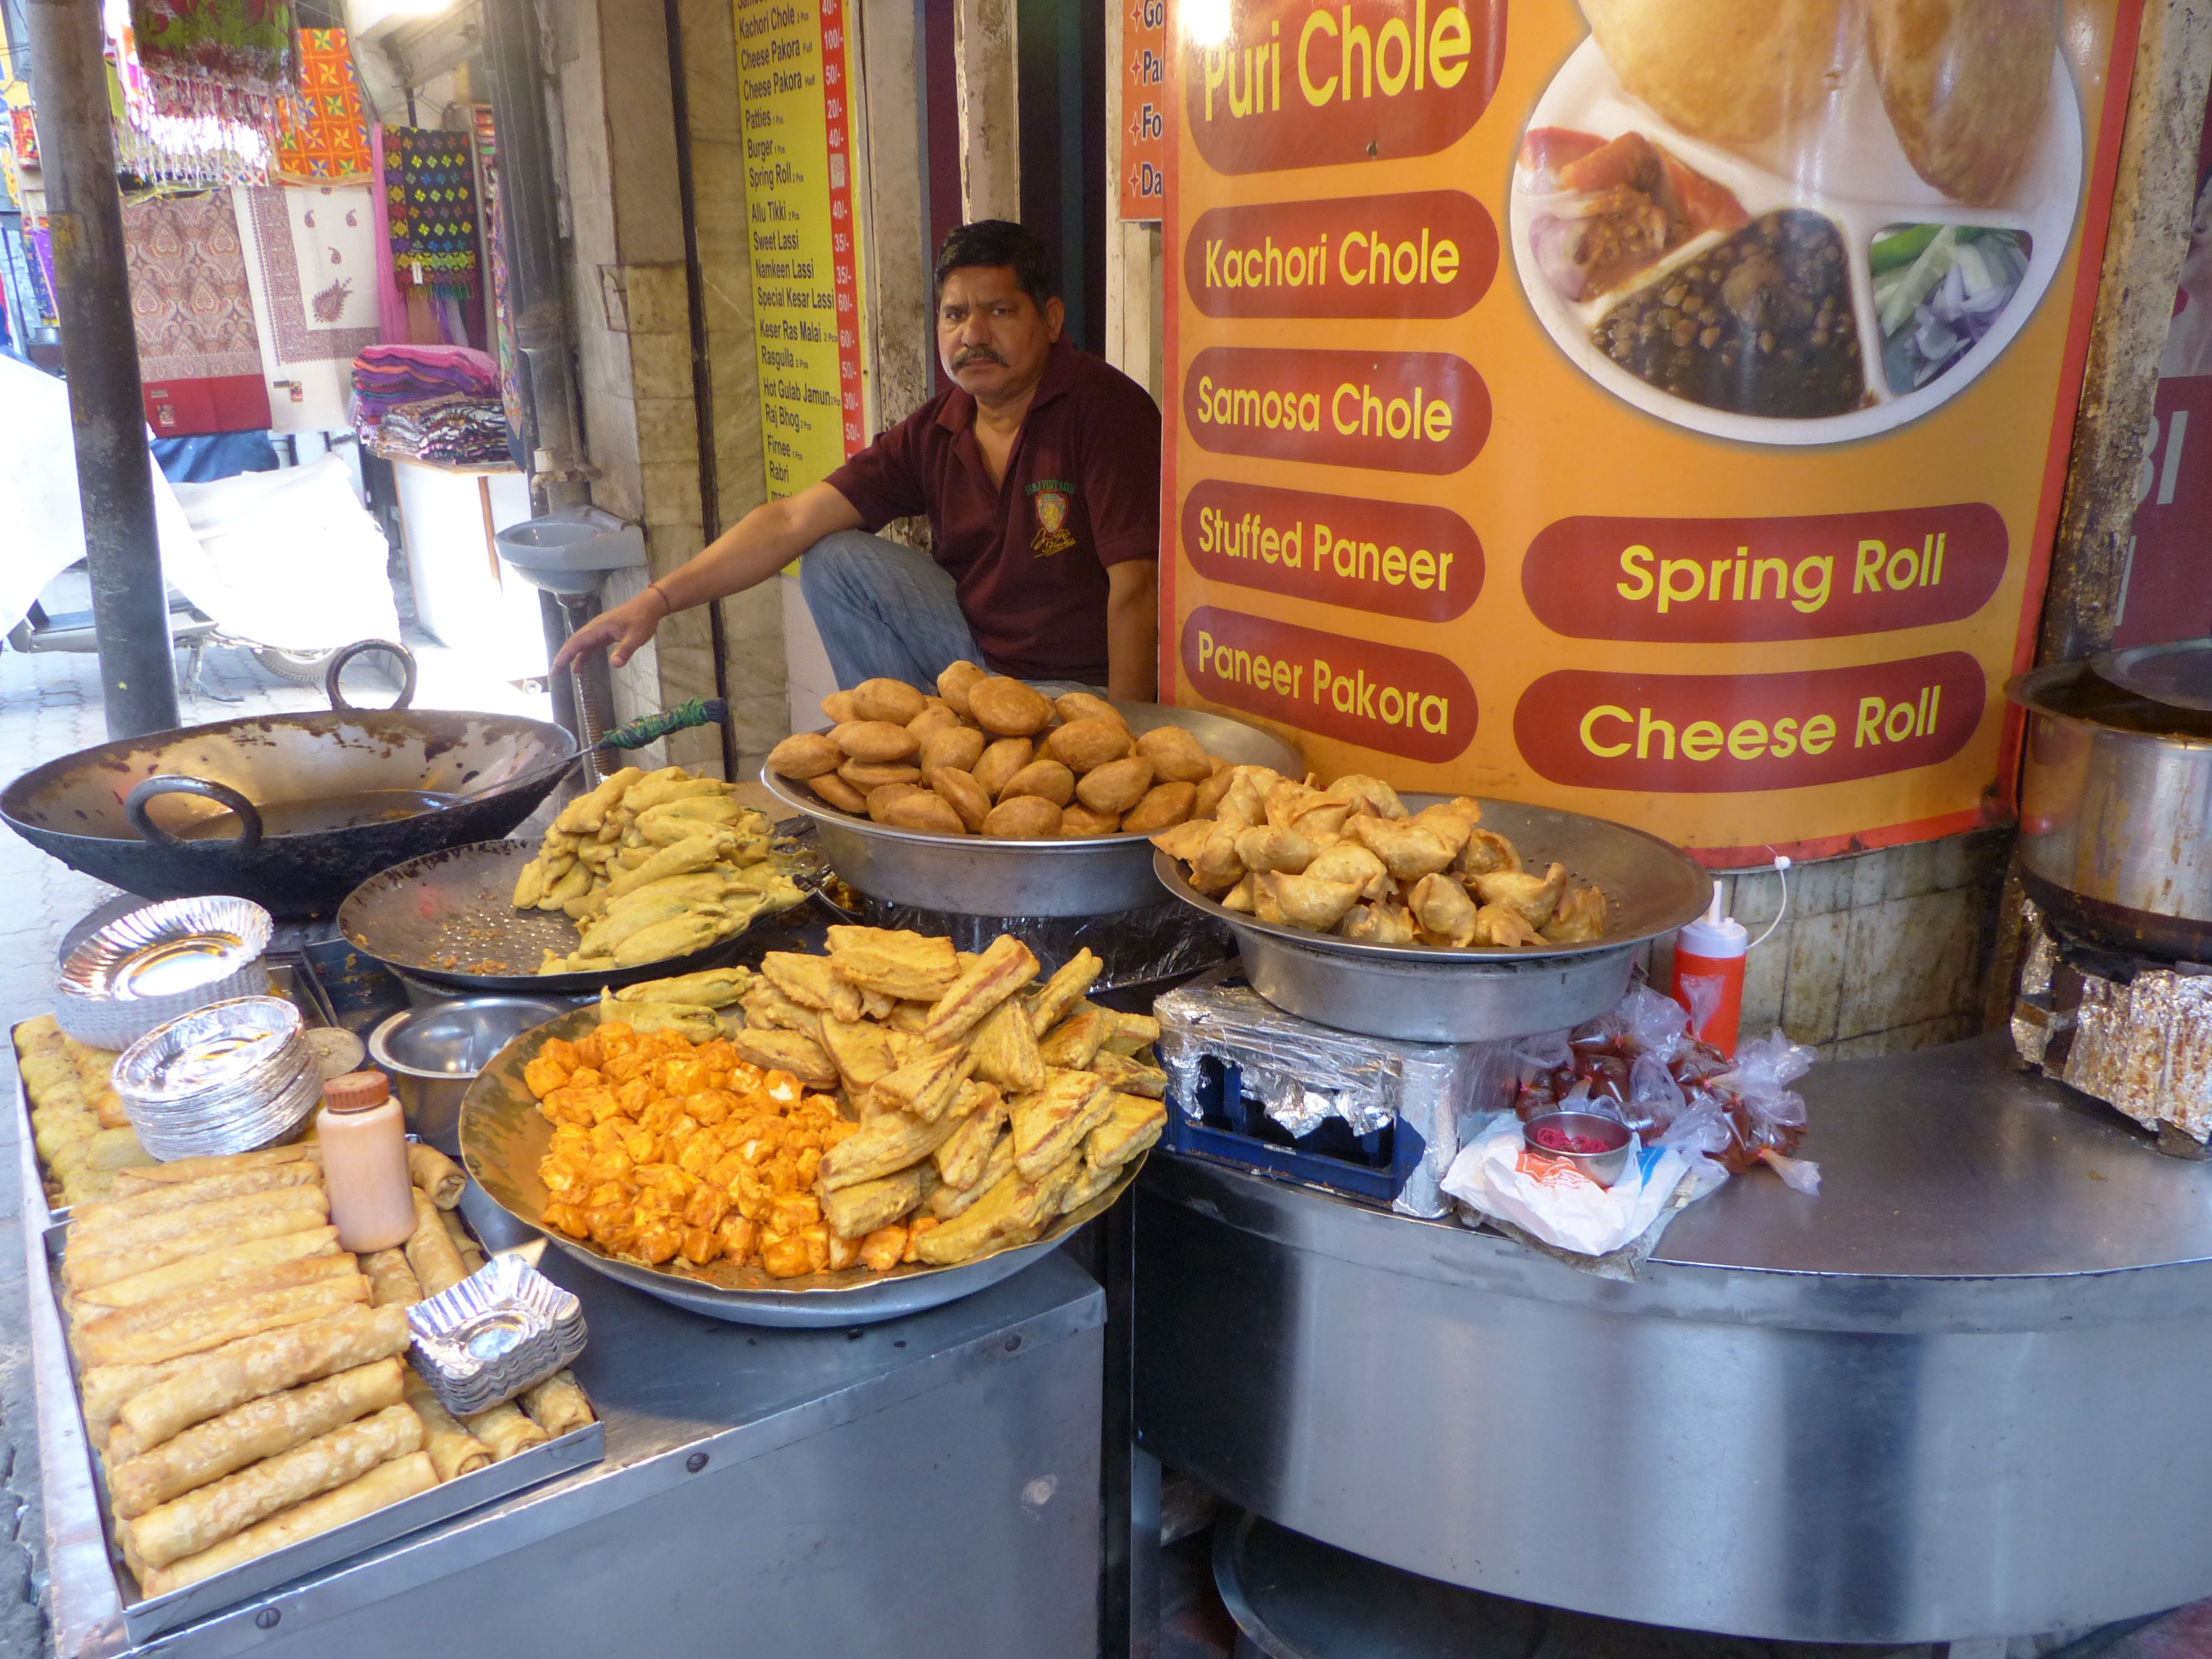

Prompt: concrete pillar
[954,0,1020,221]
[859,0,934,429]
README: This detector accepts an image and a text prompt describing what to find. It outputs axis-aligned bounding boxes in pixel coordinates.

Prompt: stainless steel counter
[1133,1036,2212,1645]
[29,1157,1106,1657]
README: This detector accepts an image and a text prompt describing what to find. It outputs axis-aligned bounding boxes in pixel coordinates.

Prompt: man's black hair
[933,220,1058,305]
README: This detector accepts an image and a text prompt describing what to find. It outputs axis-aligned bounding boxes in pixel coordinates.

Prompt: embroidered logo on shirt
[1027,479,1077,557]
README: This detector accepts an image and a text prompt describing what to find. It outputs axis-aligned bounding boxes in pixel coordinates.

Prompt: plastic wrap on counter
[855,894,1232,990]
[1155,966,1516,1217]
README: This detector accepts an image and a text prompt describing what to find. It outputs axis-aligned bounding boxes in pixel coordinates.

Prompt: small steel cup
[1521,1109,1634,1188]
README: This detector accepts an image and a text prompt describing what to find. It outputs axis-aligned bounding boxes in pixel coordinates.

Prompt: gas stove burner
[2013,901,2212,1155]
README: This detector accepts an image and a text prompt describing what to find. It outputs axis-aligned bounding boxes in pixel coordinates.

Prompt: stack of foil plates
[55,896,272,1048]
[113,997,320,1159]
[405,1251,587,1417]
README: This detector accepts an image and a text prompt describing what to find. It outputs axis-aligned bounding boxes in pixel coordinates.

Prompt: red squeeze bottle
[1670,884,1747,1057]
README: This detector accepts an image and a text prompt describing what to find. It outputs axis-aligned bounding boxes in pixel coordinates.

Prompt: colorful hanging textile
[23,217,58,327]
[126,0,298,129]
[241,184,379,363]
[366,124,407,343]
[382,126,480,298]
[107,0,272,187]
[9,108,36,169]
[122,191,272,434]
[472,103,525,445]
[274,29,369,183]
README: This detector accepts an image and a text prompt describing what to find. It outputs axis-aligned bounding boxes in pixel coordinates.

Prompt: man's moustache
[953,349,1005,367]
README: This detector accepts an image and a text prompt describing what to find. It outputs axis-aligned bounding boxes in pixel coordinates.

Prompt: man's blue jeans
[797,530,1104,695]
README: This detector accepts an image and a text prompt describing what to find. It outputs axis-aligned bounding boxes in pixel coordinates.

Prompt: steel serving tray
[760,702,1305,916]
[40,1214,605,1645]
[460,1005,1145,1327]
[1152,795,1711,1042]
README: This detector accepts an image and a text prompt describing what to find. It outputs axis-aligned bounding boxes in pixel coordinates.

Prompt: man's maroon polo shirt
[825,337,1161,684]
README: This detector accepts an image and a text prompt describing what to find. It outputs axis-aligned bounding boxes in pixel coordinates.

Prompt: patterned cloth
[128,0,297,108]
[121,190,272,432]
[24,217,59,327]
[274,29,369,182]
[108,0,274,186]
[472,102,526,442]
[382,127,480,296]
[9,108,36,169]
[241,184,378,363]
[375,393,510,466]
[124,192,263,379]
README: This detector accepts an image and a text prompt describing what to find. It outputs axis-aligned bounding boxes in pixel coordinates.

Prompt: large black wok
[1,643,577,916]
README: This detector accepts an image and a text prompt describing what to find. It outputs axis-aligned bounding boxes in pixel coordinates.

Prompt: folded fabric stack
[375,394,512,467]
[351,345,505,462]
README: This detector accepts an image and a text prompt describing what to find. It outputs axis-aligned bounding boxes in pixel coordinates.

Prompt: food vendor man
[553,221,1164,699]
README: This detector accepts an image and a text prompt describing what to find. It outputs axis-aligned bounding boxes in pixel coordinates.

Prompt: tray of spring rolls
[41,1141,604,1642]
[459,926,1168,1327]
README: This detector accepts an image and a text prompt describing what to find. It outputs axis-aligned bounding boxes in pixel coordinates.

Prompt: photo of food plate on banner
[1163,0,2142,864]
[1512,0,2083,444]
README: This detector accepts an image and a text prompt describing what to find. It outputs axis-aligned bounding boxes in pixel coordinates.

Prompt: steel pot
[368,995,574,1151]
[1,642,577,917]
[2008,659,2212,959]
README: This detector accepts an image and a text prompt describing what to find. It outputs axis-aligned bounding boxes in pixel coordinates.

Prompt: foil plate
[54,895,272,1048]
[406,1252,588,1416]
[113,997,320,1158]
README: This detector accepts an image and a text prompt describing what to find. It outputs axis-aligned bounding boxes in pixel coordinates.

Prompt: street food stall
[9,631,2212,1658]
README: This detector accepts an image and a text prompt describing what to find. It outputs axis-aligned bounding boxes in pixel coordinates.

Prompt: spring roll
[82,1350,222,1444]
[518,1370,594,1438]
[401,1190,469,1297]
[139,1451,438,1598]
[74,1228,344,1311]
[439,1207,488,1273]
[117,1305,410,1449]
[402,1368,492,1482]
[85,1275,371,1369]
[74,1255,361,1349]
[407,1145,466,1209]
[69,1186,331,1260]
[463,1401,547,1462]
[110,1359,406,1519]
[128,1403,424,1570]
[361,1248,423,1310]
[71,1162,322,1233]
[65,1193,331,1292]
[106,1144,315,1195]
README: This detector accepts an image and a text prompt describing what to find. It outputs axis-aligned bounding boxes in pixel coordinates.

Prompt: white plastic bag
[1441,1115,1698,1258]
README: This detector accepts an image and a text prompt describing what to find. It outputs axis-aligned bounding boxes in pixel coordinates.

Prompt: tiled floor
[0,635,545,1658]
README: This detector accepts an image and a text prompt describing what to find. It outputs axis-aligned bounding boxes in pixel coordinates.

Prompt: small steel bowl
[370,997,572,1152]
[55,895,272,1048]
[1522,1109,1634,1188]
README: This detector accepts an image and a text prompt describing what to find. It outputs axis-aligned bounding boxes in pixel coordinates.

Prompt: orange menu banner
[1162,0,2145,864]
[1121,0,1168,218]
